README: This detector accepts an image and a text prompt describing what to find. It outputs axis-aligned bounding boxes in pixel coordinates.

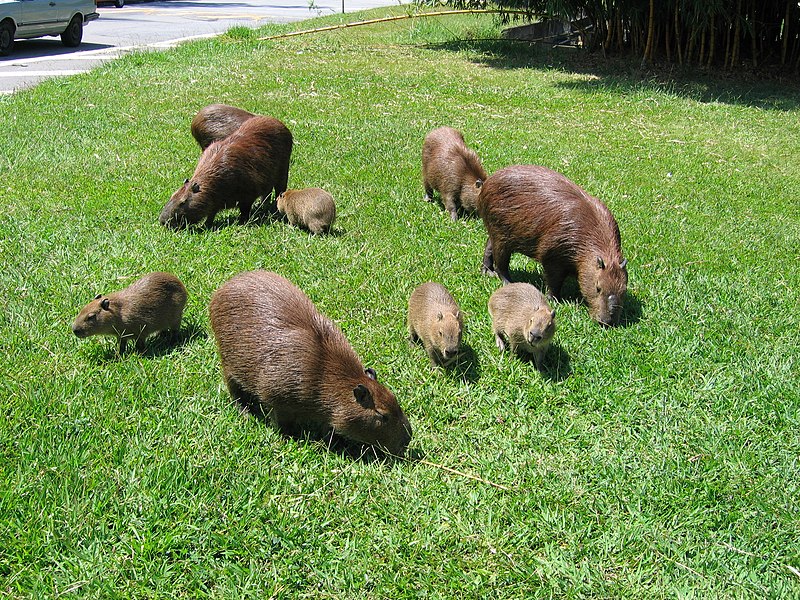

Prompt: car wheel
[61,15,83,48]
[115,0,124,7]
[0,20,14,57]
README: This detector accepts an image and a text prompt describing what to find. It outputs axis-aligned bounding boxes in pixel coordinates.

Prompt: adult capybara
[488,283,555,369]
[72,272,187,353]
[422,126,488,221]
[191,103,256,151]
[160,115,293,228]
[276,187,336,235]
[407,282,463,368]
[209,270,412,457]
[478,165,628,326]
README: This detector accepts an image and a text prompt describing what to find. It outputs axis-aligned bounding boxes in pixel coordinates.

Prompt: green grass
[1,7,799,597]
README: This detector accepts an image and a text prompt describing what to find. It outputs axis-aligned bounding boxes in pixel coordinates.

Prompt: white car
[0,0,99,56]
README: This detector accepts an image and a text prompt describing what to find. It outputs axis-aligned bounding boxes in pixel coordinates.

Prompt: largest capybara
[72,272,187,353]
[190,103,256,151]
[477,165,628,326]
[160,116,293,228]
[422,126,488,221]
[209,270,412,457]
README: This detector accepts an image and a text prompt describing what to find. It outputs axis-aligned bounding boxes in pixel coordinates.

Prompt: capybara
[191,103,256,151]
[208,270,412,457]
[276,187,336,235]
[478,164,628,326]
[407,282,463,368]
[488,283,555,369]
[422,126,488,221]
[160,115,293,228]
[72,272,187,353]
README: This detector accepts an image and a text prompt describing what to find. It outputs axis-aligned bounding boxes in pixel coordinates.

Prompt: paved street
[0,0,404,94]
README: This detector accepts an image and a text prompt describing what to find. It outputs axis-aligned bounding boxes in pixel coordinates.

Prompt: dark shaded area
[425,38,800,111]
[1,39,112,60]
[83,319,205,362]
[538,340,571,381]
[447,342,481,383]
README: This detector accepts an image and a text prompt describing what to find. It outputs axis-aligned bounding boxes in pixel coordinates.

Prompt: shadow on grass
[84,320,206,362]
[425,38,800,111]
[449,343,481,383]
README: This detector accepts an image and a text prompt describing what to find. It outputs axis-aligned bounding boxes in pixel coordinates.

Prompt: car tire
[61,15,83,47]
[115,0,124,7]
[0,20,14,57]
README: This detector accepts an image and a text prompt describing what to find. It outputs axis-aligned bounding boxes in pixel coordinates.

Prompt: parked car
[0,0,99,56]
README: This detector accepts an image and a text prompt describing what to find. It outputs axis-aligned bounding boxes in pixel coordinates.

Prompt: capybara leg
[423,182,434,202]
[275,169,289,198]
[135,337,147,353]
[532,346,546,370]
[494,331,507,351]
[226,377,261,416]
[493,246,513,285]
[543,262,566,299]
[118,337,128,354]
[238,202,253,224]
[204,209,219,228]
[442,195,458,221]
[408,324,418,343]
[427,348,441,368]
[481,238,496,276]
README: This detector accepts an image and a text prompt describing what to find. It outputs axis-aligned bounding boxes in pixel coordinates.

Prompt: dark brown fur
[208,270,412,456]
[422,126,488,221]
[407,282,463,368]
[72,272,187,353]
[190,104,256,151]
[276,188,336,235]
[488,283,555,369]
[478,165,628,326]
[160,116,293,228]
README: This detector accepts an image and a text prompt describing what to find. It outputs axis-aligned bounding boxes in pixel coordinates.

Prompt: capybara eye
[87,313,96,321]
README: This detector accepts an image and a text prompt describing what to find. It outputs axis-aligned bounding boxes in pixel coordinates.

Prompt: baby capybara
[478,164,628,326]
[72,272,187,353]
[488,283,555,370]
[422,126,488,221]
[191,103,256,151]
[407,282,463,368]
[276,187,336,235]
[160,115,293,228]
[209,270,412,457]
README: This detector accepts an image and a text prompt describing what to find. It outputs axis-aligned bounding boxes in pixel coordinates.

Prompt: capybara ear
[365,367,377,380]
[191,182,201,194]
[475,179,483,189]
[94,293,102,300]
[550,309,556,319]
[597,256,606,270]
[353,384,374,409]
[100,298,110,310]
[620,258,628,269]
[183,178,190,185]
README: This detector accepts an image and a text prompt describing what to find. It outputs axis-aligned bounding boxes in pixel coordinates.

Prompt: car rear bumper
[84,12,100,23]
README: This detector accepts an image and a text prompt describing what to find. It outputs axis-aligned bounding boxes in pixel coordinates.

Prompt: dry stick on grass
[260,9,539,41]
[417,458,514,492]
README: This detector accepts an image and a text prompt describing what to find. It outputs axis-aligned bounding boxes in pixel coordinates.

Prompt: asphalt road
[0,0,404,94]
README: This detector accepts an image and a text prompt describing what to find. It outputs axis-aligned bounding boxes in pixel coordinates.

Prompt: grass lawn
[1,6,799,597]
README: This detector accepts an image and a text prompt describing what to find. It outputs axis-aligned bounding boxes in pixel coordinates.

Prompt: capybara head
[459,178,484,212]
[581,256,628,326]
[159,179,204,229]
[72,294,117,338]
[526,307,557,347]
[339,368,412,457]
[432,311,462,366]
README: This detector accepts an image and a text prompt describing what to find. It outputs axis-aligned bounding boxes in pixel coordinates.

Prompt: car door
[53,0,85,25]
[12,0,60,37]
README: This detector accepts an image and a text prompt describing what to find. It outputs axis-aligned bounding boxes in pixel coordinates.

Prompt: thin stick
[259,9,537,41]
[418,458,513,491]
[787,564,800,580]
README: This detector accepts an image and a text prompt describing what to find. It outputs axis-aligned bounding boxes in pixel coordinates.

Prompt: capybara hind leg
[423,181,434,202]
[543,261,566,299]
[204,209,220,228]
[481,238,495,276]
[275,169,289,198]
[238,201,253,224]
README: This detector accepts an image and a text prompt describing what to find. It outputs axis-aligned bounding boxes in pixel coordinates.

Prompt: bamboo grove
[447,0,800,71]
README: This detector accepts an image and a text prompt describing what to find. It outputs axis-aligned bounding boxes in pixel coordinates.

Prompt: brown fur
[208,270,412,456]
[190,104,256,151]
[477,164,628,326]
[422,126,488,221]
[488,283,555,369]
[72,272,187,353]
[160,116,293,228]
[276,188,336,235]
[407,282,463,368]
